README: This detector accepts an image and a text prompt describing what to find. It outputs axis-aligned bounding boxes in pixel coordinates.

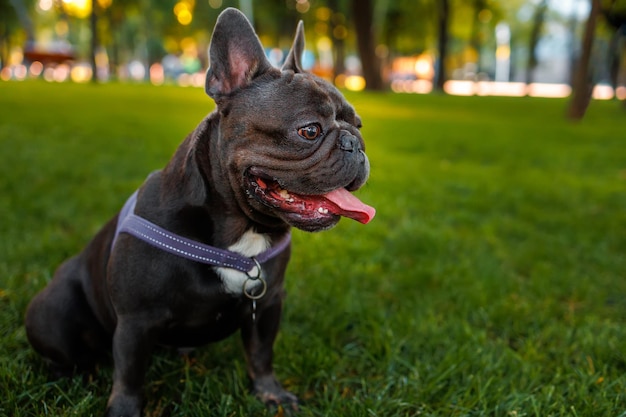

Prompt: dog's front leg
[105,318,156,417]
[241,294,299,410]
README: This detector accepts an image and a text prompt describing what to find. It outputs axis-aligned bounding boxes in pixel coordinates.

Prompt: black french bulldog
[25,7,374,417]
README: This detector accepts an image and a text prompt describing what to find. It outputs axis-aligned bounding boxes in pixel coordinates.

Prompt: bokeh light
[344,75,366,92]
[295,0,309,13]
[29,61,44,77]
[174,0,194,25]
[62,0,91,18]
[38,0,53,11]
[70,65,93,83]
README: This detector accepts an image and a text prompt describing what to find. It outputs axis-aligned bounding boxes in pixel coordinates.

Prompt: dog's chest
[215,229,270,295]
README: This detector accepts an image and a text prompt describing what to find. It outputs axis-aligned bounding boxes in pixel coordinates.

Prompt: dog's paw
[104,393,142,417]
[258,390,299,411]
[252,375,299,412]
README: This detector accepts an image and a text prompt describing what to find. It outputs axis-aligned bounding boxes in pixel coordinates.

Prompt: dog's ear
[282,21,305,73]
[205,8,272,98]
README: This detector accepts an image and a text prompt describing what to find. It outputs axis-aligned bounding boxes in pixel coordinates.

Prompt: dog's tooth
[317,207,328,214]
[278,189,291,199]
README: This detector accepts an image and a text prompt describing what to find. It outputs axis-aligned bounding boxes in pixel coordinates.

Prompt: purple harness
[112,191,291,274]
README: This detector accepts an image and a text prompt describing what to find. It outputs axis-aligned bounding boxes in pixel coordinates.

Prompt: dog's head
[205,8,374,232]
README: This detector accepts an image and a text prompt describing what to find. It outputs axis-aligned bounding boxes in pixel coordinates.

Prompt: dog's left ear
[205,8,272,98]
[282,21,305,73]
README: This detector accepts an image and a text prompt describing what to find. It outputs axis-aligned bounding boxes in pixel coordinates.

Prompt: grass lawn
[1,80,625,416]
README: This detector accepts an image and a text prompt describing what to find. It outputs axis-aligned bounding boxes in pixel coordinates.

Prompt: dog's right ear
[205,8,272,98]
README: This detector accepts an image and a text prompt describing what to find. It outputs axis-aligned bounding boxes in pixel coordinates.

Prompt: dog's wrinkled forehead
[223,70,360,132]
[313,77,361,127]
[279,72,360,127]
[288,74,336,116]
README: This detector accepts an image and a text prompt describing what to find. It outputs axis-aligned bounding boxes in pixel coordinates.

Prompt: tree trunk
[434,0,450,92]
[567,0,600,120]
[0,27,8,70]
[351,0,383,90]
[601,0,626,101]
[90,0,98,83]
[526,0,547,86]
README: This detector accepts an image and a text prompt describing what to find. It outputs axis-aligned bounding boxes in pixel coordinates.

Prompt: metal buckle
[242,257,267,300]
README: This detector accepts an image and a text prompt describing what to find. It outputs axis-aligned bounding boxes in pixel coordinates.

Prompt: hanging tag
[242,257,265,323]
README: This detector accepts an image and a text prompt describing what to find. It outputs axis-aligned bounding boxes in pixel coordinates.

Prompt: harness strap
[111,191,290,273]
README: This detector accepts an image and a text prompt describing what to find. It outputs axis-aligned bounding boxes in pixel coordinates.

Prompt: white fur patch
[216,229,271,295]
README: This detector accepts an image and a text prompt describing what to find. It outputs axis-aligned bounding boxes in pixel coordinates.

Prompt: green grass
[1,80,625,416]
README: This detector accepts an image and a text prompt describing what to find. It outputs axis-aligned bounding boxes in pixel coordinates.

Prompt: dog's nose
[339,132,359,153]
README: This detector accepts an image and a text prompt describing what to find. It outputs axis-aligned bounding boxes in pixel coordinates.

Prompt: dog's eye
[297,124,322,140]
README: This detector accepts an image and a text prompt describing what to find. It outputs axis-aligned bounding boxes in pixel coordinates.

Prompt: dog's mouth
[245,169,375,226]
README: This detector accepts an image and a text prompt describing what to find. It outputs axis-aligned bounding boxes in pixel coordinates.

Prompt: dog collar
[111,190,291,278]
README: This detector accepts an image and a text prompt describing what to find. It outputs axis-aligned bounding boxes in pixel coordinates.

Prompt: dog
[25,8,374,417]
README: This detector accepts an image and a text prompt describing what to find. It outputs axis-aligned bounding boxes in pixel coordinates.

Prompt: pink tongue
[323,188,376,224]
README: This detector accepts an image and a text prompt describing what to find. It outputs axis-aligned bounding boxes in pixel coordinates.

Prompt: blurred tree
[90,0,98,82]
[601,0,626,102]
[351,0,383,90]
[1,0,35,68]
[434,0,450,91]
[100,0,188,78]
[456,0,503,78]
[0,0,18,69]
[496,0,536,82]
[379,0,506,83]
[100,0,140,78]
[568,0,601,120]
[7,0,34,42]
[380,0,433,55]
[255,0,300,43]
[525,0,548,85]
[469,0,488,73]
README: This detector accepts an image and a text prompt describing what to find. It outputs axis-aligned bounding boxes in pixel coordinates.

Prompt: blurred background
[0,0,625,102]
